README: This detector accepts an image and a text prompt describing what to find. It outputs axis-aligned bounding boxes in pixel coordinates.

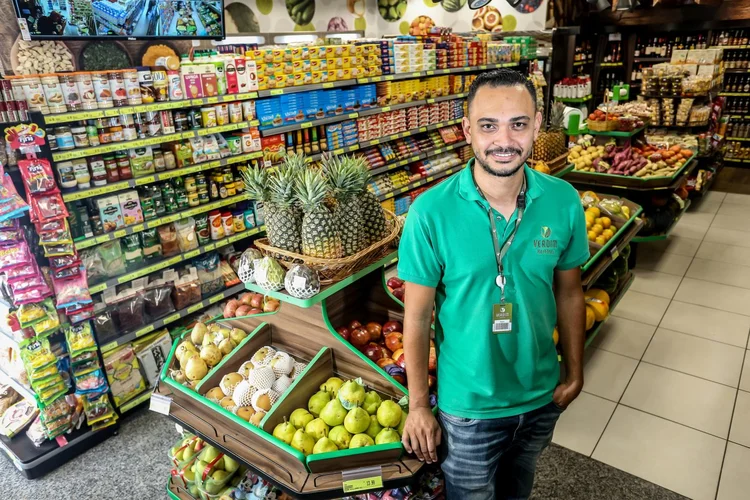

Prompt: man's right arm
[401,282,441,464]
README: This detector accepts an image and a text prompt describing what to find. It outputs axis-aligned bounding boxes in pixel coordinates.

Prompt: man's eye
[512,123,527,129]
[481,124,495,131]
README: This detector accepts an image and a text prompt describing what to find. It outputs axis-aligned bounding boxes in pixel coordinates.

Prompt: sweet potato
[669,145,682,153]
[680,149,692,158]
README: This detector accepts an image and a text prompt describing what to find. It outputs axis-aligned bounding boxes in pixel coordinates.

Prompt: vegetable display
[587,142,693,178]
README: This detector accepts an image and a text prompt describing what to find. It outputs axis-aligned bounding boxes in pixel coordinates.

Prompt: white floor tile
[704,226,750,249]
[671,222,709,240]
[589,316,656,359]
[630,269,682,299]
[730,390,750,448]
[643,328,745,387]
[622,363,736,438]
[703,191,727,203]
[718,202,750,218]
[717,442,750,500]
[660,300,750,348]
[552,392,616,457]
[740,353,750,392]
[636,248,695,274]
[723,193,750,206]
[696,241,750,268]
[611,290,670,326]
[710,214,750,233]
[687,257,750,290]
[690,198,721,214]
[674,277,750,317]
[593,406,726,500]
[582,348,639,401]
[680,212,715,229]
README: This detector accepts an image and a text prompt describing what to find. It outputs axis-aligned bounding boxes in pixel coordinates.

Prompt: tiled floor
[553,190,750,500]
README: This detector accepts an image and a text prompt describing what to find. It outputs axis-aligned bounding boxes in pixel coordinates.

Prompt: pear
[188,483,199,497]
[183,468,195,482]
[205,387,225,401]
[377,400,403,428]
[249,410,266,426]
[199,445,221,463]
[305,418,330,440]
[191,322,208,345]
[313,437,339,454]
[338,380,366,410]
[222,455,239,474]
[180,351,199,370]
[185,356,208,381]
[202,331,217,347]
[236,406,255,422]
[397,409,408,435]
[328,425,352,449]
[363,391,382,415]
[200,344,222,368]
[320,377,344,397]
[193,459,208,474]
[290,408,314,429]
[365,415,383,440]
[307,390,331,417]
[291,429,315,456]
[375,428,401,445]
[349,433,374,448]
[176,340,197,365]
[319,398,347,427]
[344,407,370,434]
[229,328,247,346]
[171,369,187,384]
[219,373,243,397]
[206,471,230,493]
[273,420,297,445]
[218,338,236,356]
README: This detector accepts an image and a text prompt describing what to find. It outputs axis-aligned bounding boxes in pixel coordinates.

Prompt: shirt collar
[458,158,545,205]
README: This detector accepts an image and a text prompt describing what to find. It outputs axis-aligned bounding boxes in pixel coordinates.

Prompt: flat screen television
[14,0,225,40]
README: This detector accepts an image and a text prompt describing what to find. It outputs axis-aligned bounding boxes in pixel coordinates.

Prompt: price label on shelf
[101,341,118,353]
[149,393,172,416]
[341,466,383,493]
[381,106,391,112]
[385,75,394,81]
[164,313,182,324]
[187,303,204,314]
[348,113,358,118]
[301,122,313,129]
[322,82,334,88]
[206,97,219,104]
[114,229,127,239]
[137,325,155,338]
[209,294,224,304]
[270,89,284,96]
[611,247,620,260]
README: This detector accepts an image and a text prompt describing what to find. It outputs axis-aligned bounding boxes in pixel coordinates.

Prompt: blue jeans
[439,401,564,500]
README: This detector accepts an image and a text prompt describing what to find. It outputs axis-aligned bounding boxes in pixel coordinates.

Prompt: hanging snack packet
[83,393,115,426]
[54,269,92,310]
[0,240,31,271]
[64,321,97,358]
[0,229,23,245]
[66,303,95,324]
[18,158,58,195]
[17,301,47,328]
[74,369,108,394]
[6,262,37,280]
[30,192,69,223]
[219,259,240,287]
[48,253,79,270]
[20,337,57,373]
[104,346,147,407]
[42,243,75,257]
[13,286,51,305]
[25,416,47,447]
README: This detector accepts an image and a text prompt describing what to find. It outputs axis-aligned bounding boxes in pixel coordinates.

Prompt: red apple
[384,332,403,352]
[239,293,254,306]
[392,287,404,301]
[263,299,280,312]
[387,277,404,289]
[349,320,363,330]
[363,343,384,362]
[247,308,263,315]
[336,326,351,341]
[392,348,406,369]
[365,322,382,341]
[378,345,392,360]
[350,327,370,348]
[383,321,403,334]
[428,345,437,371]
[250,293,264,309]
[377,357,395,369]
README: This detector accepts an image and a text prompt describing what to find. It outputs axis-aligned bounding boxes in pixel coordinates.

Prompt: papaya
[586,298,609,322]
[585,306,596,330]
[585,288,610,306]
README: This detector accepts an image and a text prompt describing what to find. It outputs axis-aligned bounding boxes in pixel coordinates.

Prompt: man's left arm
[552,268,585,408]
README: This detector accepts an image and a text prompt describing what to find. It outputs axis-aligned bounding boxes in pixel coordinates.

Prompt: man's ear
[534,110,543,140]
[462,116,471,144]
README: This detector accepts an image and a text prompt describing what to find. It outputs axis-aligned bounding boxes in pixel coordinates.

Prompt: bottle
[634,37,641,57]
[210,51,227,95]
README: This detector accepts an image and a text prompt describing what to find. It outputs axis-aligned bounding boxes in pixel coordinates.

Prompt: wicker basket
[529,151,568,173]
[587,120,618,131]
[254,209,402,286]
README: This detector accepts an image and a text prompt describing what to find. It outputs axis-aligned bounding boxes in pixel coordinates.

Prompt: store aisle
[552,190,750,500]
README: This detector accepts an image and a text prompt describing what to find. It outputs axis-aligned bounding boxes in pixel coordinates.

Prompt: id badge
[492,303,513,334]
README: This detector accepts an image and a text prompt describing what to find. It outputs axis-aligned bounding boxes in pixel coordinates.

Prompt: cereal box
[97,195,124,232]
[261,134,286,167]
[118,192,144,226]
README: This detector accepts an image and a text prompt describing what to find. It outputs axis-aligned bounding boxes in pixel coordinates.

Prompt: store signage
[150,393,172,415]
[5,123,45,149]
[341,465,383,493]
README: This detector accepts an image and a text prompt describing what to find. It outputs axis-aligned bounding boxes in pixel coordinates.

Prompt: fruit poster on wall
[222,0,548,36]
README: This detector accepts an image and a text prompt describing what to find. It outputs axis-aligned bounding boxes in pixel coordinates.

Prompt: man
[398,69,588,499]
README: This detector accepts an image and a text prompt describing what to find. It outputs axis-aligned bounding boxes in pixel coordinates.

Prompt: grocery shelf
[648,123,710,129]
[357,62,519,84]
[582,216,643,290]
[633,57,670,63]
[74,193,248,250]
[565,154,697,191]
[710,45,750,49]
[259,93,467,136]
[554,96,592,103]
[43,92,260,125]
[578,125,646,137]
[632,198,692,242]
[62,152,263,202]
[98,283,246,354]
[369,140,468,176]
[724,158,750,164]
[728,115,750,120]
[724,68,750,73]
[727,137,750,141]
[0,366,36,402]
[376,163,464,201]
[51,120,260,162]
[600,62,623,67]
[584,272,635,349]
[720,92,750,97]
[257,79,357,97]
[88,226,265,294]
[573,60,593,66]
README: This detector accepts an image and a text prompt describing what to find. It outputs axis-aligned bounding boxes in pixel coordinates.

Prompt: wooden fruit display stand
[156,252,424,498]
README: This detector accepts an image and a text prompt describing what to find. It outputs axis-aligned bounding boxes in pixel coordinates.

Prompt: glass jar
[116,153,132,180]
[86,121,100,147]
[173,110,188,132]
[154,150,166,172]
[72,158,91,189]
[108,70,128,107]
[201,107,217,128]
[55,126,75,150]
[138,67,155,103]
[187,191,200,207]
[151,67,168,102]
[123,69,142,105]
[109,125,123,142]
[122,123,137,141]
[40,74,66,113]
[56,161,77,189]
[90,156,107,186]
[163,151,176,170]
[75,72,98,110]
[71,125,89,148]
[92,71,113,109]
[104,155,120,182]
[184,176,196,192]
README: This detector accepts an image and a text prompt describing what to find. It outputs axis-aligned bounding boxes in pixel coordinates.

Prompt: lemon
[588,207,601,218]
[592,224,604,236]
[594,217,602,225]
[600,217,612,229]
[595,236,606,245]
[587,230,597,241]
[602,229,614,240]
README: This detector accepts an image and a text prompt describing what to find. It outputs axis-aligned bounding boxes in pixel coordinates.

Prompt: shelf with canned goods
[356,62,519,84]
[369,140,469,176]
[377,162,465,201]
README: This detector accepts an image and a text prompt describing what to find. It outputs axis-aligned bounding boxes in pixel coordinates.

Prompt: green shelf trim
[600,62,624,67]
[554,96,592,103]
[553,164,575,178]
[245,251,399,308]
[720,92,750,97]
[584,272,635,349]
[573,60,592,67]
[357,62,518,84]
[632,198,691,242]
[727,137,750,142]
[710,45,750,49]
[581,205,643,273]
[724,158,750,163]
[579,125,646,137]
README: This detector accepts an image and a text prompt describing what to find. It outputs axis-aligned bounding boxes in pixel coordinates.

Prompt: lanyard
[474,170,527,303]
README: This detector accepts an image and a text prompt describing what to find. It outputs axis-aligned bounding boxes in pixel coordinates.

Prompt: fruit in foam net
[232,380,256,407]
[320,377,344,397]
[319,398,347,427]
[363,391,382,415]
[284,264,321,299]
[291,362,306,379]
[273,419,298,445]
[251,389,278,412]
[313,437,338,454]
[291,429,315,456]
[349,433,374,448]
[185,356,209,381]
[220,373,244,397]
[200,344,222,368]
[305,418,330,440]
[344,407,370,434]
[251,346,277,367]
[308,390,331,417]
[338,380,366,410]
[377,400,403,428]
[375,428,401,445]
[269,352,295,378]
[219,396,236,412]
[205,387,225,401]
[329,425,352,449]
[238,361,254,378]
[236,406,255,422]
[191,323,208,345]
[272,375,293,394]
[246,366,276,390]
[254,256,286,291]
[290,408,314,429]
[365,415,383,439]
[249,411,266,426]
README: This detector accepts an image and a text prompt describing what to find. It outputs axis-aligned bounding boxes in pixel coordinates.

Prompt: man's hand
[553,378,583,409]
[402,407,441,464]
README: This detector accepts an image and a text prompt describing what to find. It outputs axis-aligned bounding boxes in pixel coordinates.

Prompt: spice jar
[56,161,77,189]
[163,151,176,170]
[222,212,234,236]
[40,74,66,113]
[59,74,82,111]
[116,152,132,180]
[229,102,243,123]
[90,156,107,186]
[55,126,75,150]
[108,70,128,107]
[86,121,100,147]
[92,72,113,108]
[151,67,168,102]
[209,210,224,240]
[76,73,98,110]
[104,155,120,182]
[71,125,89,148]
[123,69,142,105]
[137,67,155,103]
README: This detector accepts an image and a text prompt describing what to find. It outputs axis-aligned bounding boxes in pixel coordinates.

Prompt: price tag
[184,249,200,259]
[55,435,69,447]
[385,75,394,81]
[131,223,145,233]
[135,176,156,185]
[114,229,127,239]
[104,108,121,117]
[434,148,443,154]
[90,283,107,294]
[164,313,182,324]
[348,112,358,118]
[427,98,435,104]
[192,99,204,105]
[118,272,139,284]
[322,82,334,88]
[137,325,155,338]
[209,294,223,304]
[301,122,313,129]
[149,393,172,416]
[270,89,284,96]
[381,106,391,112]
[411,72,420,77]
[333,148,344,155]
[205,96,219,104]
[341,466,383,493]
[101,341,118,353]
[426,70,435,75]
[426,176,434,182]
[188,303,204,314]
[204,243,216,251]
[611,247,620,260]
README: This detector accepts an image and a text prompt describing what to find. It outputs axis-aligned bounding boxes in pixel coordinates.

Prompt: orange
[600,217,612,229]
[587,230,597,241]
[592,224,604,235]
[595,236,606,245]
[602,229,614,240]
[588,206,601,218]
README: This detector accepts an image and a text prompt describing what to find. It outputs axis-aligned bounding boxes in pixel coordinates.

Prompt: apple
[387,277,404,289]
[350,327,370,348]
[363,343,384,362]
[348,320,363,330]
[428,345,437,371]
[264,299,280,313]
[392,349,406,369]
[384,332,403,352]
[239,293,254,306]
[336,326,351,342]
[365,322,382,341]
[377,345,392,360]
[250,293,264,309]
[247,308,263,315]
[382,321,402,334]
[376,357,395,369]
[392,287,404,301]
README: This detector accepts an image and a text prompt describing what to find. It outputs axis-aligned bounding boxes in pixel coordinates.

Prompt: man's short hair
[467,69,537,113]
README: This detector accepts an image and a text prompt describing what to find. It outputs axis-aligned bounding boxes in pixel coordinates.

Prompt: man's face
[463,84,542,178]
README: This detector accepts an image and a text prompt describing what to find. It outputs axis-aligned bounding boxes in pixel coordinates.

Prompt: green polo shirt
[398,160,589,419]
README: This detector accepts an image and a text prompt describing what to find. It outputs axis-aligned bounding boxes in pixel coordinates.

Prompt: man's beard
[474,146,531,178]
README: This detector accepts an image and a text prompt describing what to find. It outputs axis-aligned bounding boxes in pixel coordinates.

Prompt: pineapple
[353,159,389,245]
[295,168,343,259]
[323,154,367,256]
[533,102,567,162]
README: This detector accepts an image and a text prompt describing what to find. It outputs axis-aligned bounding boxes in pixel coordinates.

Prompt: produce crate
[583,193,642,255]
[565,153,696,189]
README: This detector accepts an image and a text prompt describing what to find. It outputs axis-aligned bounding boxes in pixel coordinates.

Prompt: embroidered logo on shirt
[534,226,558,255]
[541,226,551,238]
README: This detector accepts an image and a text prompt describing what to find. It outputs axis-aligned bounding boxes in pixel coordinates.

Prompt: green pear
[291,429,315,456]
[397,410,408,435]
[199,445,221,464]
[349,433,375,448]
[191,322,207,345]
[290,408,314,429]
[229,328,247,345]
[312,436,339,454]
[338,380,366,410]
[377,400,403,428]
[192,459,208,475]
[344,407,370,434]
[188,484,199,497]
[320,376,344,397]
[363,391,382,415]
[308,390,331,417]
[365,415,383,439]
[272,420,297,445]
[319,398,347,427]
[202,331,216,347]
[222,454,240,474]
[305,418,330,440]
[375,428,401,445]
[328,425,352,449]
[206,470,230,494]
